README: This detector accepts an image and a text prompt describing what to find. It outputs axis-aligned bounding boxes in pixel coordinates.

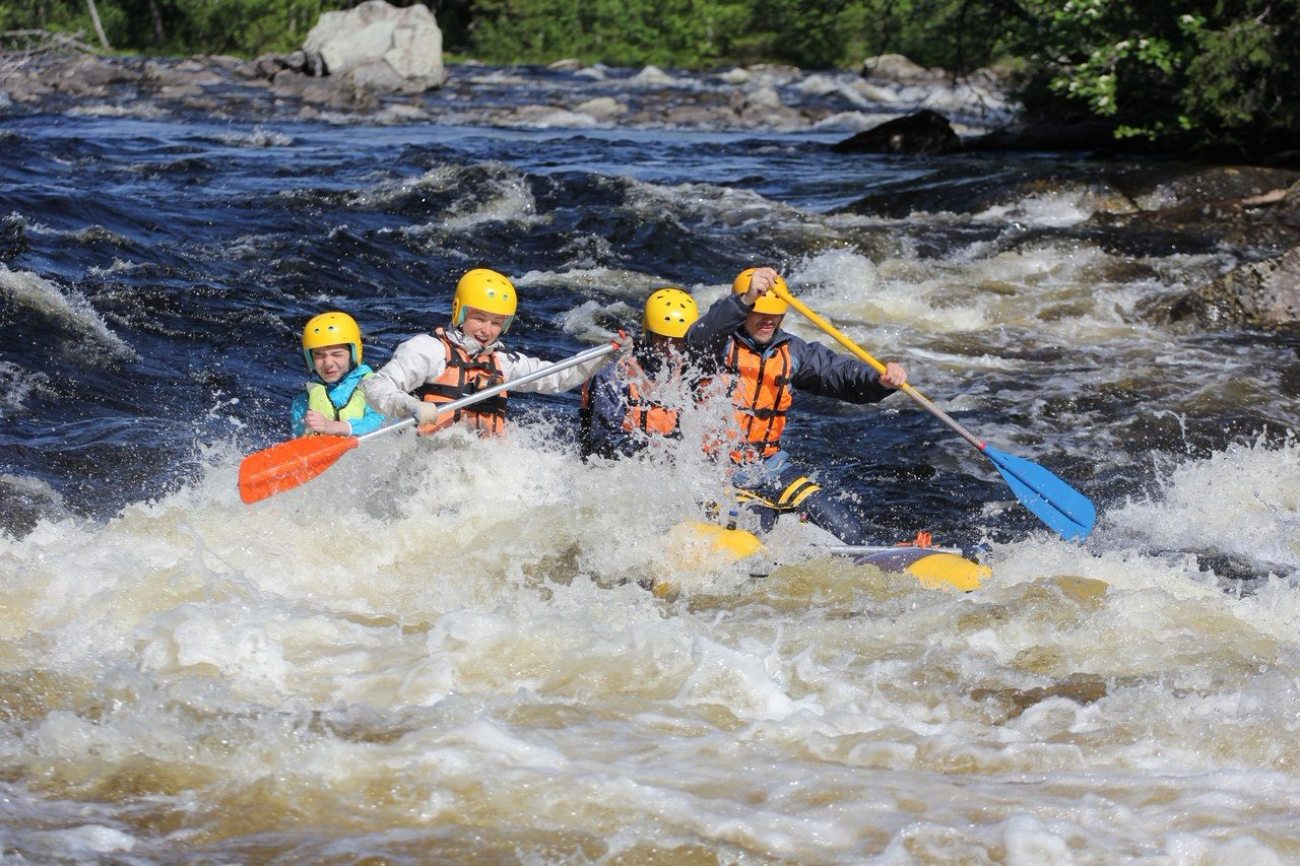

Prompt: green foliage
[1,0,95,43]
[746,0,849,68]
[855,0,1003,71]
[466,0,750,67]
[996,0,1300,155]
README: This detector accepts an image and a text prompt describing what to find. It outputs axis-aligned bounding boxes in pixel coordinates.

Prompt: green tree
[466,0,749,67]
[991,0,1300,157]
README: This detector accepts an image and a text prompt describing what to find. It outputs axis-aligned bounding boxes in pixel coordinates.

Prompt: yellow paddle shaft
[768,283,985,452]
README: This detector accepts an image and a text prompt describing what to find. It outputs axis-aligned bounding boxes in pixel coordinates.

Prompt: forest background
[2,0,1297,161]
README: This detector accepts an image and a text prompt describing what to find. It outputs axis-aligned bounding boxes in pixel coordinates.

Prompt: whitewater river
[2,63,1299,863]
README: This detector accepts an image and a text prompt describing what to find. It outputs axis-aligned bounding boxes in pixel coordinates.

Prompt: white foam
[0,360,50,417]
[213,125,294,147]
[28,824,137,855]
[0,265,135,360]
[2,409,1298,862]
[1106,436,1300,577]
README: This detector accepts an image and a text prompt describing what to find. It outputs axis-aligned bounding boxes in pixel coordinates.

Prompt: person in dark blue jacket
[580,288,700,460]
[685,266,908,544]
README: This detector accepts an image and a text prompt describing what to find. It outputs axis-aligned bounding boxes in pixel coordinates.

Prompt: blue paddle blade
[983,445,1097,541]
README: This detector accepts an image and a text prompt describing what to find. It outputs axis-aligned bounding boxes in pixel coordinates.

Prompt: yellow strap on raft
[732,477,822,512]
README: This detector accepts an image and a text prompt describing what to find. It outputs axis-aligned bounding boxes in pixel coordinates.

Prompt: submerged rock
[861,53,947,84]
[831,109,961,155]
[1184,245,1300,330]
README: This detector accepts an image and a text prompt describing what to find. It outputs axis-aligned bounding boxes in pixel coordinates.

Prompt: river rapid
[2,62,1300,864]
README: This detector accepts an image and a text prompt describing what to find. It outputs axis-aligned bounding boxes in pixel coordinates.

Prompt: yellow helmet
[302,311,362,371]
[733,267,789,315]
[643,287,699,338]
[452,268,517,333]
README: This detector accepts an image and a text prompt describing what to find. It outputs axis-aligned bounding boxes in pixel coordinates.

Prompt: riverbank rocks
[1116,173,1300,330]
[861,54,947,84]
[302,0,444,93]
[1089,166,1300,253]
[1,48,1011,134]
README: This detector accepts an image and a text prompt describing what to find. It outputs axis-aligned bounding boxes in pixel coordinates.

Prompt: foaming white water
[214,126,294,147]
[517,265,663,304]
[0,360,49,416]
[973,188,1097,227]
[779,242,1218,372]
[785,248,994,339]
[349,163,540,232]
[0,265,135,361]
[436,174,537,231]
[1105,436,1300,579]
[3,421,1300,861]
[625,175,802,229]
[503,105,604,129]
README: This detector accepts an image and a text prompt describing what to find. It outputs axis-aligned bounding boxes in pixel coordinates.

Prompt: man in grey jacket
[685,266,907,544]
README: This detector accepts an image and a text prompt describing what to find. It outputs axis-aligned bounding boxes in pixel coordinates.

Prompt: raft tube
[681,521,990,592]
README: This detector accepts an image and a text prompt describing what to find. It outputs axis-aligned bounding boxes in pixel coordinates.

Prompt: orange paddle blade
[238,435,359,504]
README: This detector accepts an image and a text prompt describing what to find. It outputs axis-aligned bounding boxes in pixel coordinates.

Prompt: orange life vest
[413,327,507,436]
[623,378,681,437]
[579,357,681,444]
[721,338,793,462]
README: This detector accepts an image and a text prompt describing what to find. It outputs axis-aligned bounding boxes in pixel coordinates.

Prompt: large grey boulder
[303,0,444,93]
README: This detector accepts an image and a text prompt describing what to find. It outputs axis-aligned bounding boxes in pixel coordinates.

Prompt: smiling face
[311,344,353,384]
[743,310,783,346]
[459,307,509,345]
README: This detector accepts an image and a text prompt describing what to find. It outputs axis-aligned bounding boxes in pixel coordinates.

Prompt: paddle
[768,283,1097,541]
[238,341,619,504]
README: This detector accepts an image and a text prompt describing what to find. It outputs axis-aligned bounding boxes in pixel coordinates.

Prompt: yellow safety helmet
[452,268,517,333]
[301,311,362,371]
[643,287,699,338]
[733,267,790,316]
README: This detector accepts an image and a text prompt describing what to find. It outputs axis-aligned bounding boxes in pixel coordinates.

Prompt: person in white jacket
[362,268,624,436]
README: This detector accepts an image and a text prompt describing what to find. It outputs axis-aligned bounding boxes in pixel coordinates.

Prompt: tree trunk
[148,0,165,46]
[85,0,111,50]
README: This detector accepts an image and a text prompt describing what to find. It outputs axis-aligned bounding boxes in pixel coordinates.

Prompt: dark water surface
[2,65,1300,863]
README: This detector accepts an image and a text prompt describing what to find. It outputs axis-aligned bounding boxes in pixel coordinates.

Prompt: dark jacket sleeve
[685,293,749,362]
[788,334,896,404]
[582,365,641,458]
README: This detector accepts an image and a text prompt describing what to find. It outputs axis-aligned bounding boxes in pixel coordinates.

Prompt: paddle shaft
[816,544,964,557]
[771,286,985,452]
[767,281,1096,541]
[357,340,619,444]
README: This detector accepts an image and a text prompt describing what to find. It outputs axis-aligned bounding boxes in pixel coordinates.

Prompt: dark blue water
[3,80,1299,561]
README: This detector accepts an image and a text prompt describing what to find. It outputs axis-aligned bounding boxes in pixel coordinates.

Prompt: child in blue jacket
[291,311,386,437]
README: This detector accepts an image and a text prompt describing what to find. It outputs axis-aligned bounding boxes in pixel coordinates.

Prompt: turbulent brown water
[2,61,1299,864]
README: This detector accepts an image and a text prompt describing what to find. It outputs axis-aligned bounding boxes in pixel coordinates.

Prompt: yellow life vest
[305,375,370,435]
